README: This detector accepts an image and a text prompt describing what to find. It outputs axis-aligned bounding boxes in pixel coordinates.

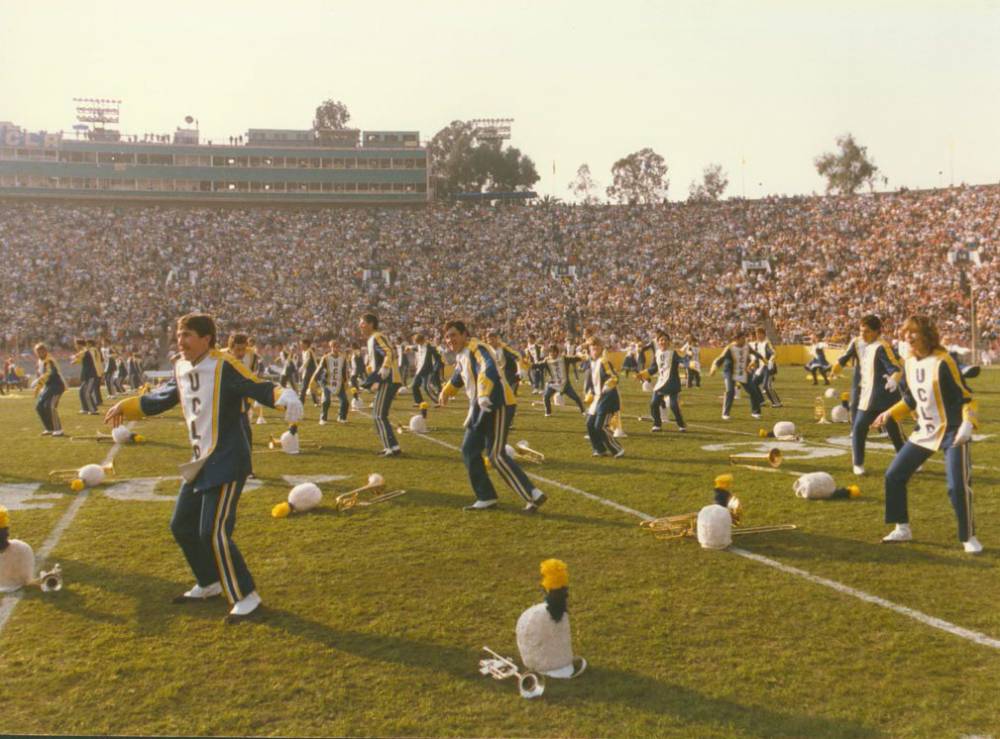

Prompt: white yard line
[404,421,1000,652]
[0,425,131,636]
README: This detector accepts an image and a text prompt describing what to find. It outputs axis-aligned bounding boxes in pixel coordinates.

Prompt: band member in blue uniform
[409,333,443,406]
[524,335,546,394]
[440,320,547,512]
[105,313,304,622]
[358,312,402,456]
[72,338,99,414]
[535,344,586,415]
[682,334,702,388]
[875,315,981,553]
[751,327,781,408]
[297,338,320,411]
[833,331,867,425]
[311,338,349,425]
[33,343,65,437]
[805,333,832,385]
[709,330,764,420]
[584,337,624,457]
[845,315,905,475]
[638,330,686,432]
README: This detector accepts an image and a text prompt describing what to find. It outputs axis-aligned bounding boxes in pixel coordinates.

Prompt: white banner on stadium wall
[741,259,772,273]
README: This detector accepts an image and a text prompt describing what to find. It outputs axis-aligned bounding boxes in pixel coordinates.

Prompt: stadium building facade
[0,122,429,205]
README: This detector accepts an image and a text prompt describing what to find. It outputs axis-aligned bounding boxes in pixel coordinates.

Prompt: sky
[1,0,998,201]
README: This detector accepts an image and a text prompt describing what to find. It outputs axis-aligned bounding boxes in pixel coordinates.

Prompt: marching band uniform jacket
[362,332,402,387]
[711,342,764,383]
[119,350,284,491]
[889,349,975,452]
[586,352,620,415]
[857,338,903,412]
[442,339,515,428]
[311,351,348,391]
[640,348,684,395]
[36,356,66,393]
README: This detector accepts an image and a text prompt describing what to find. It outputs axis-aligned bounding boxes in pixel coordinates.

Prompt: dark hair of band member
[362,312,379,329]
[656,330,670,342]
[860,314,882,332]
[444,320,468,335]
[177,313,217,347]
[228,333,249,348]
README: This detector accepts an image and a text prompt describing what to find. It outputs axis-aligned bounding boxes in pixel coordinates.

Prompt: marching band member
[621,340,640,377]
[409,333,443,406]
[104,313,304,622]
[222,333,256,460]
[358,312,402,456]
[298,338,320,410]
[278,345,297,390]
[751,327,781,408]
[638,330,686,432]
[833,329,868,425]
[348,342,366,391]
[848,315,904,475]
[311,338,349,425]
[439,320,547,512]
[33,343,65,437]
[536,344,586,416]
[682,334,702,388]
[805,332,832,385]
[88,340,104,408]
[584,337,624,458]
[485,329,525,397]
[72,338,99,414]
[525,335,546,394]
[101,341,118,397]
[126,351,144,390]
[875,315,981,553]
[709,330,764,420]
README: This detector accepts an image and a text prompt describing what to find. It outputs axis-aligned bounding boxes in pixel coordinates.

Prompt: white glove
[953,420,974,446]
[477,395,493,413]
[276,388,304,423]
[884,374,900,393]
[378,365,390,379]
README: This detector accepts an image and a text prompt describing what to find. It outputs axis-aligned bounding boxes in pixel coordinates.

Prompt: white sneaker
[52,431,65,437]
[963,536,983,554]
[650,425,662,432]
[853,465,865,476]
[613,449,625,458]
[225,591,262,623]
[751,413,762,419]
[721,414,731,421]
[318,419,327,426]
[463,499,498,511]
[882,524,912,543]
[174,581,223,602]
[678,427,687,433]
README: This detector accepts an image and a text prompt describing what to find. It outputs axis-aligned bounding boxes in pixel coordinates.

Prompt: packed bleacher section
[1,184,997,362]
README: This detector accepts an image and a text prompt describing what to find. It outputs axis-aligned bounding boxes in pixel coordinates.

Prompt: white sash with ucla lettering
[175,352,224,482]
[904,354,946,450]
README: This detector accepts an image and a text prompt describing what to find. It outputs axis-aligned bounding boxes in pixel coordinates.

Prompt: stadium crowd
[1,183,998,367]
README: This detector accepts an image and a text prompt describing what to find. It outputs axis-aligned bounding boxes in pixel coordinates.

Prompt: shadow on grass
[741,530,995,569]
[260,607,880,738]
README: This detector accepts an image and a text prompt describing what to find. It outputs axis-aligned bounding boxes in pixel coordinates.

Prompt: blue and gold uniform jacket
[711,342,763,383]
[442,338,516,428]
[413,342,443,377]
[73,348,98,381]
[586,352,620,415]
[640,347,684,395]
[36,356,66,393]
[311,352,347,391]
[363,332,402,387]
[534,355,580,390]
[857,338,902,412]
[889,349,975,451]
[121,350,282,490]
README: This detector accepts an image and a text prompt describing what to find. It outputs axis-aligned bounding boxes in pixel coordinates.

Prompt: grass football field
[1,370,998,738]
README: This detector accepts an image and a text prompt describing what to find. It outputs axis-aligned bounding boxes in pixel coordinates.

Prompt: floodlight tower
[470,117,513,147]
[73,97,121,138]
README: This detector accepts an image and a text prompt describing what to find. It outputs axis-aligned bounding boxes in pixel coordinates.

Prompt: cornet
[32,564,63,592]
[729,448,782,468]
[514,440,545,463]
[335,474,408,511]
[641,496,795,540]
[478,646,545,699]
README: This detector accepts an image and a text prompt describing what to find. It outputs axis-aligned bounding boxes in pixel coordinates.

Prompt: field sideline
[1,370,998,738]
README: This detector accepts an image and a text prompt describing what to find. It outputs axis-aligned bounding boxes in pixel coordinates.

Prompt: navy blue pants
[723,375,762,416]
[170,478,254,604]
[587,408,623,455]
[754,366,781,406]
[650,389,685,428]
[852,406,904,466]
[884,439,976,542]
[461,404,534,503]
[372,382,400,451]
[36,387,63,432]
[322,385,348,421]
[79,377,97,412]
[544,383,585,414]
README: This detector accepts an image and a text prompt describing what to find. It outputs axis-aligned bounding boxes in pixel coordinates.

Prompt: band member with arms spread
[104,313,303,623]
